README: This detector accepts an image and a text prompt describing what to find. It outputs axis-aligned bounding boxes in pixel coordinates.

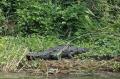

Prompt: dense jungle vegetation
[0,0,120,72]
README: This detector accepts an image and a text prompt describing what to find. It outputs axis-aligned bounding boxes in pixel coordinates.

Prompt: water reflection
[0,72,120,79]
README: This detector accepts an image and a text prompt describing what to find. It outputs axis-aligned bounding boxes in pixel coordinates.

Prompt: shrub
[16,0,55,36]
[16,1,97,38]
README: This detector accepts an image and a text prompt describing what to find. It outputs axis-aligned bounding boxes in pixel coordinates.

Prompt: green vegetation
[0,0,120,73]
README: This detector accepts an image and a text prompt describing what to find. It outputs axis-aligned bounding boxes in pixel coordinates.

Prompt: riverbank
[1,58,120,76]
[0,59,120,77]
[0,36,120,75]
[19,58,120,76]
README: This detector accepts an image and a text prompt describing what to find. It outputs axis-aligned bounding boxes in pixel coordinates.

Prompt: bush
[0,9,5,35]
[16,0,54,35]
[0,0,119,37]
[52,3,97,38]
[16,1,97,38]
[0,0,119,41]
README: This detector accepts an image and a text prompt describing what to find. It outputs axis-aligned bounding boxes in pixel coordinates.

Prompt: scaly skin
[26,45,89,60]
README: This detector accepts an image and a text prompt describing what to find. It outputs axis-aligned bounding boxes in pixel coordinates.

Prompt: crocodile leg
[68,52,74,59]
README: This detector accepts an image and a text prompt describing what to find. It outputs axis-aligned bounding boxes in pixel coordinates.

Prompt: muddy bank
[18,57,120,76]
[0,56,120,76]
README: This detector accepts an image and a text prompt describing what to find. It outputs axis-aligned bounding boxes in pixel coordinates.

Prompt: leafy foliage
[0,0,120,57]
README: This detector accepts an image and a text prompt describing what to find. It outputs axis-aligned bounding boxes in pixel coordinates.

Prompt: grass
[0,35,66,72]
[0,35,120,73]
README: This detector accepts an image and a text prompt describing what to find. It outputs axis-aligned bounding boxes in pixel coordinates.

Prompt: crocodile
[26,45,89,60]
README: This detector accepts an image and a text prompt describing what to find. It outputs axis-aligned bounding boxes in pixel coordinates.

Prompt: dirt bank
[19,57,120,76]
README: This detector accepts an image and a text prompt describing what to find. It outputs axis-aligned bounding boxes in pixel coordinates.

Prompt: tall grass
[0,36,66,71]
[0,32,120,72]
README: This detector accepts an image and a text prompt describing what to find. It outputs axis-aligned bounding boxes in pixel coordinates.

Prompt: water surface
[0,72,120,79]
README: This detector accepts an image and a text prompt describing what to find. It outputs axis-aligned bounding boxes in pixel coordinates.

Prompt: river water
[0,72,120,79]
